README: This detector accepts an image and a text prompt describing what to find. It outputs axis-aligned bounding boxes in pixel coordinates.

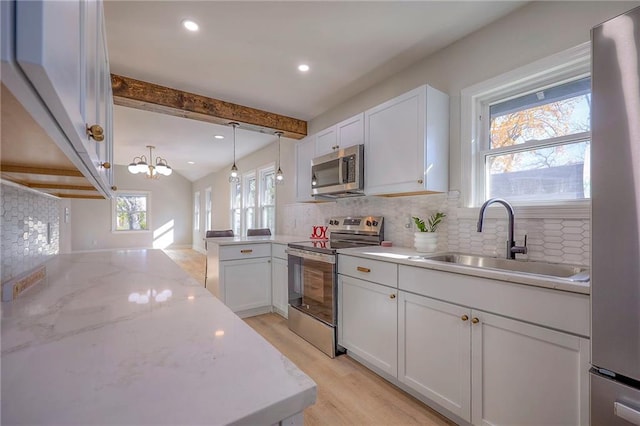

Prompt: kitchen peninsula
[1,249,316,425]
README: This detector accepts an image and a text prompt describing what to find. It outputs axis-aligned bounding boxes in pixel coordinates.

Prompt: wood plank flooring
[163,248,455,426]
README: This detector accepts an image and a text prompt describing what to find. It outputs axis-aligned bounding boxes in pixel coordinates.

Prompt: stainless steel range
[286,216,384,357]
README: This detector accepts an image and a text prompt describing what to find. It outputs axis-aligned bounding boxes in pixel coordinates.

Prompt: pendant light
[229,122,240,183]
[275,131,284,185]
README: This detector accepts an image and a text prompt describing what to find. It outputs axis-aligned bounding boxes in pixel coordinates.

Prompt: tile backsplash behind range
[1,183,60,283]
[280,192,590,266]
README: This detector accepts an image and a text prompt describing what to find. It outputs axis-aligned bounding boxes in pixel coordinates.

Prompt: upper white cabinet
[295,136,315,202]
[315,113,364,157]
[364,85,449,196]
[11,0,113,194]
[314,126,337,157]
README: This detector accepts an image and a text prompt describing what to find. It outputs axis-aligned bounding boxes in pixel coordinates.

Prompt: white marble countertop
[204,234,309,245]
[1,249,316,425]
[337,245,590,295]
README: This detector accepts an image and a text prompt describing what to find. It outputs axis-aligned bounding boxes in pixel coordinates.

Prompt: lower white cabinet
[398,292,472,421]
[220,258,272,314]
[271,256,288,318]
[471,310,590,426]
[338,275,397,377]
[398,291,590,425]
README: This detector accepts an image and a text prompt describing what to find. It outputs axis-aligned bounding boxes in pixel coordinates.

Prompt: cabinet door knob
[356,266,371,273]
[471,317,480,324]
[240,249,253,254]
[86,124,105,142]
[389,294,396,299]
[111,186,118,191]
[100,162,111,169]
[417,178,424,184]
[461,315,469,321]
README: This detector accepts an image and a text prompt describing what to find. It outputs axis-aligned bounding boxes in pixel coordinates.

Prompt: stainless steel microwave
[311,144,364,198]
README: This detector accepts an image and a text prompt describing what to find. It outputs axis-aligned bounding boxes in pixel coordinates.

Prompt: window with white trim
[462,44,592,208]
[259,166,276,233]
[112,191,150,232]
[230,163,276,236]
[194,191,200,231]
[205,187,212,230]
[230,181,242,236]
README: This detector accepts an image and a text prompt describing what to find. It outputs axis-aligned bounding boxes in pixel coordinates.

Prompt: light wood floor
[163,248,455,426]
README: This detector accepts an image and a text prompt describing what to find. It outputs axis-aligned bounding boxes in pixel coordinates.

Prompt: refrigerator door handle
[614,402,640,425]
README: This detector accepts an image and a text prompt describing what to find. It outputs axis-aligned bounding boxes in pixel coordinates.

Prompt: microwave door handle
[341,157,348,183]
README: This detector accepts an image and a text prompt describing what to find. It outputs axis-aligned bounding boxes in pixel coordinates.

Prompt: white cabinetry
[206,243,272,318]
[338,275,397,377]
[338,255,399,376]
[9,0,113,194]
[471,310,589,426]
[364,85,448,196]
[271,243,288,318]
[315,113,364,157]
[398,292,471,421]
[295,136,315,202]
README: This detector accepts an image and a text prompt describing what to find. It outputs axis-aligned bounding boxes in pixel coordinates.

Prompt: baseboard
[192,245,206,254]
[235,306,273,319]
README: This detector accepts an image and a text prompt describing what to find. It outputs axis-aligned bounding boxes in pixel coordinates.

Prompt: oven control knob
[366,220,372,227]
[329,220,335,225]
[372,220,378,226]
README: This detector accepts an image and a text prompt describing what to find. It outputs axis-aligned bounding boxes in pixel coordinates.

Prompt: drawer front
[219,243,271,261]
[338,255,397,288]
[272,243,288,260]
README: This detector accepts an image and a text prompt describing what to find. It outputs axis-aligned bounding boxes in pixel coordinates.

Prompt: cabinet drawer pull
[357,266,371,273]
[100,162,111,169]
[389,294,396,299]
[471,317,480,324]
[461,315,469,321]
[86,124,105,142]
[240,249,253,254]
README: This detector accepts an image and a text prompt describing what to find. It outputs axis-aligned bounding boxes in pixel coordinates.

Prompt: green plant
[412,212,447,232]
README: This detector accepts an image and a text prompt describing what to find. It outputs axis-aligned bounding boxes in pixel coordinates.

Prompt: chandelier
[128,145,172,178]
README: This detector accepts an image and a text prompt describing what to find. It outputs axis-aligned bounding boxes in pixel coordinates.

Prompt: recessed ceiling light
[182,19,199,32]
[187,161,195,165]
[214,135,224,139]
[298,64,310,72]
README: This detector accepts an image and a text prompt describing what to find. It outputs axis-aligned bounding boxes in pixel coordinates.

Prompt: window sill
[111,230,152,234]
[455,200,590,220]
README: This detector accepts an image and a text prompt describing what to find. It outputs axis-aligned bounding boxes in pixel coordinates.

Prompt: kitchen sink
[408,253,590,282]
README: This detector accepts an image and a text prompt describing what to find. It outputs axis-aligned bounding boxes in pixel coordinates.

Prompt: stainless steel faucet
[477,198,527,260]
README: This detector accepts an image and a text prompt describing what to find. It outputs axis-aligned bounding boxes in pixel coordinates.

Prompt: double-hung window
[462,44,591,209]
[205,187,212,230]
[230,163,276,236]
[113,191,150,232]
[194,191,200,231]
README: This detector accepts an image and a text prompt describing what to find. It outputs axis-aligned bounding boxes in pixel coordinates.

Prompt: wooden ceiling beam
[55,194,105,199]
[111,74,308,140]
[27,183,97,191]
[0,165,84,177]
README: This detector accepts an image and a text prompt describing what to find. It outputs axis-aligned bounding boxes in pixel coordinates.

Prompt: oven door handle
[286,248,336,264]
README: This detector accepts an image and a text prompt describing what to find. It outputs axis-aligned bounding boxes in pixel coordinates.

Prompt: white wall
[70,165,192,251]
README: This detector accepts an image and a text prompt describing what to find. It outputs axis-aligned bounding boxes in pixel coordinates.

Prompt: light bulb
[128,162,138,174]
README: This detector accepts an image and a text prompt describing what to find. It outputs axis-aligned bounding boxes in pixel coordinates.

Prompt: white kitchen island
[1,249,316,425]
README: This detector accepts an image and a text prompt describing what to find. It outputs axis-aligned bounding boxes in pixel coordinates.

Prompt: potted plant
[412,212,446,252]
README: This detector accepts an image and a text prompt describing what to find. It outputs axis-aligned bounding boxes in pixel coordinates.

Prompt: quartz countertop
[337,245,590,295]
[1,249,316,425]
[204,234,309,245]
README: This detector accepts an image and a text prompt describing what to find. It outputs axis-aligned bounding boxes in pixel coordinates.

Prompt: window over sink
[461,43,591,212]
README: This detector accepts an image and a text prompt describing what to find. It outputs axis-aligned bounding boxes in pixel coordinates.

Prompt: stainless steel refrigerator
[591,6,640,425]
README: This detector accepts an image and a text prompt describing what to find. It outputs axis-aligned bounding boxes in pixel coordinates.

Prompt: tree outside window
[114,193,149,231]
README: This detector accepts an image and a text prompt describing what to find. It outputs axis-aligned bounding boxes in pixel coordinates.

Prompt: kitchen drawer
[219,243,271,261]
[338,255,398,288]
[272,243,288,260]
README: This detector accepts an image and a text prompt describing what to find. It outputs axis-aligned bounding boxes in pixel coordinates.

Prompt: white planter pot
[414,232,438,253]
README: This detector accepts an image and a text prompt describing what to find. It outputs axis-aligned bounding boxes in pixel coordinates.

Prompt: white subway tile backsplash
[281,192,590,266]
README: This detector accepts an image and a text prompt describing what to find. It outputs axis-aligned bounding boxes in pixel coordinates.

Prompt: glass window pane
[489,78,591,149]
[116,195,149,231]
[262,206,275,232]
[245,207,255,231]
[246,178,256,207]
[232,209,241,236]
[263,172,275,206]
[486,141,590,201]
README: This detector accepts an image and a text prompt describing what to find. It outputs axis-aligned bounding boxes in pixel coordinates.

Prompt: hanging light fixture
[128,145,172,178]
[228,122,240,183]
[275,131,284,185]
